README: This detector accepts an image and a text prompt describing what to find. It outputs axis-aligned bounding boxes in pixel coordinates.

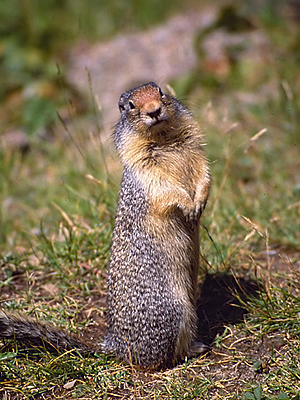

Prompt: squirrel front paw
[193,198,207,220]
[178,197,207,221]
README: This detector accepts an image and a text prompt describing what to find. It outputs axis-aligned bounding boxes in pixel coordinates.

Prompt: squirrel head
[116,82,188,138]
[114,82,195,168]
[118,82,168,130]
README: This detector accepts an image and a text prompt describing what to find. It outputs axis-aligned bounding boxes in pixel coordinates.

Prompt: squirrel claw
[179,202,205,221]
[188,341,209,357]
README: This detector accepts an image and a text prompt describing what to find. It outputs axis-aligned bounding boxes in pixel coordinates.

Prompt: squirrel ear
[158,87,164,97]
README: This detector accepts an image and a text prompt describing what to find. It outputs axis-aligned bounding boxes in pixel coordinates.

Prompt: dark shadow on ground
[197,272,262,346]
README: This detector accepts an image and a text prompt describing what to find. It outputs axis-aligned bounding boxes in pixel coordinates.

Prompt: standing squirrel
[104,82,211,368]
[0,82,211,369]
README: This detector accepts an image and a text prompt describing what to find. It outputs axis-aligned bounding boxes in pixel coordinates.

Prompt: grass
[1,1,300,399]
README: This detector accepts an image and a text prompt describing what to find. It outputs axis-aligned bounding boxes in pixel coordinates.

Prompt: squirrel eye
[128,100,135,110]
[119,102,125,112]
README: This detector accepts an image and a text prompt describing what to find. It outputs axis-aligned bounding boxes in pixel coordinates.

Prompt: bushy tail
[0,310,95,355]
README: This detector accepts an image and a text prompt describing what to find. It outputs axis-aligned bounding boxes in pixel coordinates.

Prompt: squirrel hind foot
[188,341,209,358]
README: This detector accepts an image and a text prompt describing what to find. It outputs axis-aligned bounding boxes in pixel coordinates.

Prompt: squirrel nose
[144,101,162,119]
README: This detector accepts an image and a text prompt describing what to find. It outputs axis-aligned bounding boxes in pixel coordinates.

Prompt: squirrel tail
[0,310,95,355]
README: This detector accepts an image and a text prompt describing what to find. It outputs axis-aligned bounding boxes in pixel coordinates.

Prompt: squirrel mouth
[147,117,167,128]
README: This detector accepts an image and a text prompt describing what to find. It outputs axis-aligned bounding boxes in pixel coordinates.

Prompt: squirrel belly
[104,82,211,368]
[104,168,198,368]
